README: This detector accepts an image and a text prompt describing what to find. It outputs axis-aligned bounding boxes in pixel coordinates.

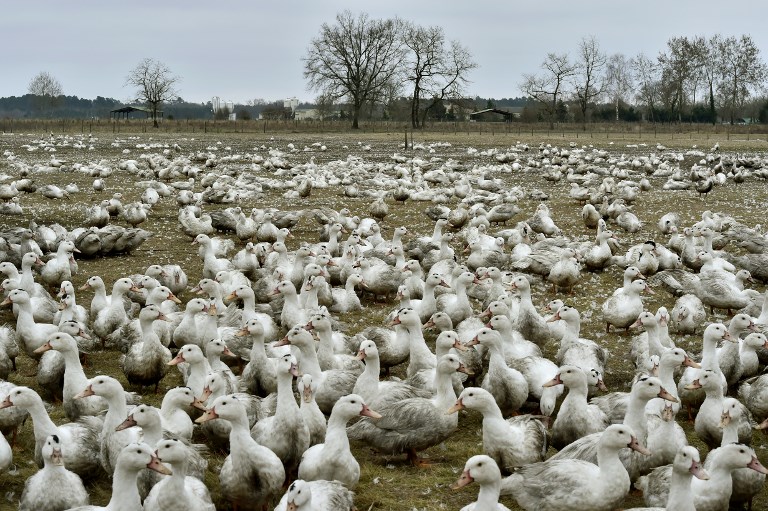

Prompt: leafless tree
[604,53,633,122]
[632,52,661,122]
[572,36,606,127]
[303,10,404,129]
[28,71,63,114]
[125,58,180,128]
[690,35,722,124]
[717,35,768,124]
[314,93,335,120]
[657,37,699,122]
[520,53,575,128]
[402,23,477,128]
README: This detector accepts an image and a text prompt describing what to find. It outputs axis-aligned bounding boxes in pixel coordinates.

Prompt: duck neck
[625,392,651,442]
[355,355,380,402]
[406,323,435,376]
[325,411,352,455]
[228,412,254,448]
[562,377,589,412]
[102,393,129,433]
[475,479,502,509]
[432,369,456,409]
[141,419,164,447]
[276,370,299,418]
[560,317,580,344]
[700,336,721,374]
[667,468,696,511]
[24,397,59,441]
[249,333,267,361]
[721,420,739,445]
[646,324,664,359]
[19,263,36,293]
[107,466,141,511]
[431,223,443,244]
[139,317,160,345]
[657,362,678,397]
[296,343,322,379]
[596,443,629,485]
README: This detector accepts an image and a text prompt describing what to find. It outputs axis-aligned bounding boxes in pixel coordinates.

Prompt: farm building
[469,107,524,122]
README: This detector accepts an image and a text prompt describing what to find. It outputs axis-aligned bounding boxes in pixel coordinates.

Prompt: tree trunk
[708,82,716,125]
[351,98,362,129]
[615,96,619,122]
[411,91,420,129]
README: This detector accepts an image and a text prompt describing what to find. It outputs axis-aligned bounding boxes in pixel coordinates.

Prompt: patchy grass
[0,131,767,510]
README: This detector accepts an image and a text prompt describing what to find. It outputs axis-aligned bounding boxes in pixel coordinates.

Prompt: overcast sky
[4,1,768,104]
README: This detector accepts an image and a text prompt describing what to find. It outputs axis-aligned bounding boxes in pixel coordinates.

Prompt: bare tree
[657,37,699,122]
[717,35,768,124]
[520,53,575,128]
[28,71,63,114]
[572,36,606,127]
[604,53,633,122]
[125,58,180,128]
[402,23,477,128]
[632,52,661,122]
[690,35,722,124]
[303,10,404,129]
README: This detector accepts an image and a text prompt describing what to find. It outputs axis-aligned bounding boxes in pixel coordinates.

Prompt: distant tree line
[521,34,768,127]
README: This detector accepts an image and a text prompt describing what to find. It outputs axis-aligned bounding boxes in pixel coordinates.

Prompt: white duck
[602,279,654,333]
[75,375,139,475]
[141,438,215,511]
[274,479,355,511]
[298,393,378,489]
[624,445,708,511]
[196,394,285,510]
[347,354,465,466]
[544,365,610,450]
[451,455,512,511]
[251,354,309,475]
[18,434,89,511]
[467,328,528,416]
[0,386,102,478]
[297,374,326,447]
[66,442,171,511]
[449,387,547,472]
[500,424,649,511]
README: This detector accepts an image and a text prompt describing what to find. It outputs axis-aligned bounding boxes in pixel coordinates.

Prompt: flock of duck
[1,133,768,510]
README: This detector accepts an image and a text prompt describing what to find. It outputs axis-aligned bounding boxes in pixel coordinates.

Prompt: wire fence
[1,118,767,142]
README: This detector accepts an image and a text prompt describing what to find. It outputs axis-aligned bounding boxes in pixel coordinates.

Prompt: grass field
[0,130,767,510]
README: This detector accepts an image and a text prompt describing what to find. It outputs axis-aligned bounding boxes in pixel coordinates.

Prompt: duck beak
[356,350,366,360]
[302,385,313,403]
[34,342,53,354]
[546,311,561,323]
[274,336,290,347]
[690,459,709,480]
[643,285,655,295]
[543,374,563,387]
[0,297,11,306]
[451,470,474,490]
[629,318,643,329]
[168,293,182,304]
[156,311,169,322]
[597,379,608,392]
[466,336,479,347]
[224,291,237,303]
[58,301,66,311]
[192,397,208,410]
[683,356,701,368]
[457,363,473,376]
[167,353,185,366]
[304,321,314,331]
[115,414,137,431]
[719,410,731,429]
[747,456,768,474]
[628,436,651,456]
[723,330,734,342]
[453,340,468,352]
[51,447,64,466]
[447,398,465,414]
[195,407,219,423]
[360,404,382,419]
[422,318,435,330]
[222,347,236,358]
[389,316,402,326]
[287,501,298,511]
[199,386,212,402]
[684,379,702,390]
[147,455,172,475]
[756,418,768,430]
[658,314,668,327]
[78,283,90,291]
[74,384,95,399]
[439,280,451,288]
[235,326,249,337]
[289,363,300,377]
[0,395,13,409]
[657,387,678,402]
